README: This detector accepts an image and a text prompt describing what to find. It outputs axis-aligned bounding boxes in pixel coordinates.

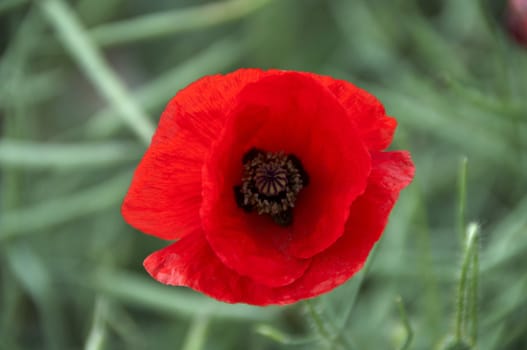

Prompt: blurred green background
[1,0,526,349]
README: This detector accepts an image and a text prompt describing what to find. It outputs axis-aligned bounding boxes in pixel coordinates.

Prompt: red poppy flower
[122,69,414,305]
[506,0,527,46]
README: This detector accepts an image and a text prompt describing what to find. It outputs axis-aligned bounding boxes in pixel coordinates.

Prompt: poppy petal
[143,232,294,304]
[122,69,271,240]
[272,150,415,302]
[310,74,397,152]
[145,148,414,306]
[201,72,371,287]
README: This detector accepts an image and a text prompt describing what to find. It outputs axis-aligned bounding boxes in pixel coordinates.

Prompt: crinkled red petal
[310,74,397,152]
[144,151,413,305]
[200,72,371,287]
[122,69,272,240]
[284,151,415,299]
[143,233,292,304]
[284,151,413,302]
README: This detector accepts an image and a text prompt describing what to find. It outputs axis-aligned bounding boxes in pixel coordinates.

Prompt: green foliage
[1,0,526,349]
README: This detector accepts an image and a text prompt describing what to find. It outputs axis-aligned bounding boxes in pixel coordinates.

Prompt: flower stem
[305,300,333,341]
[255,324,317,345]
[305,300,355,350]
[341,246,378,328]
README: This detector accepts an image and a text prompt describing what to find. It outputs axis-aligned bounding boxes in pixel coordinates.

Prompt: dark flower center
[234,148,309,226]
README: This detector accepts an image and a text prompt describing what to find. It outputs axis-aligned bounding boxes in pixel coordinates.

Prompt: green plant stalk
[0,140,143,169]
[0,8,44,94]
[105,304,146,348]
[86,269,276,321]
[305,300,334,345]
[305,300,354,350]
[84,297,109,350]
[469,231,479,346]
[0,133,24,345]
[457,157,468,244]
[0,23,34,348]
[254,324,317,345]
[340,245,378,328]
[6,244,68,350]
[392,130,442,341]
[38,0,155,144]
[0,267,23,350]
[0,170,133,240]
[89,0,274,47]
[75,0,122,26]
[181,315,211,350]
[84,38,243,139]
[396,297,414,350]
[412,185,442,340]
[454,223,479,342]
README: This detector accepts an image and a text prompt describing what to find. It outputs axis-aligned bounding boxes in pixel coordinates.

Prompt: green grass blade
[457,157,468,243]
[454,223,479,343]
[84,38,243,139]
[86,269,278,321]
[38,0,155,144]
[84,297,110,350]
[0,140,143,169]
[89,0,274,47]
[396,297,414,350]
[5,243,67,350]
[0,170,133,240]
[181,315,211,350]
